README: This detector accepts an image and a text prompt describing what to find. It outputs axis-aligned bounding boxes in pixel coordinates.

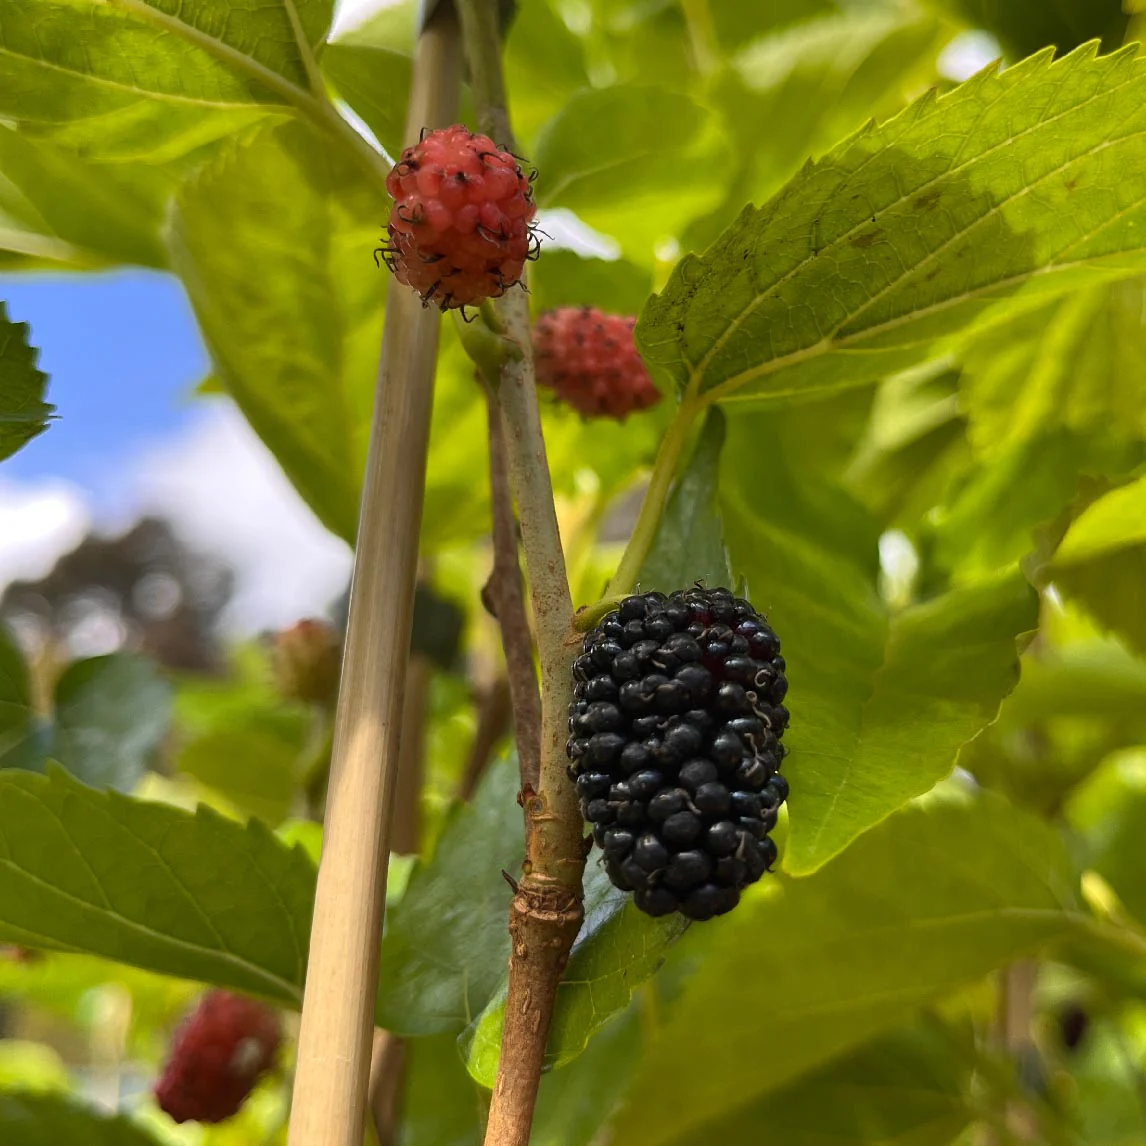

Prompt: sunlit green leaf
[614,791,1077,1146]
[169,119,381,542]
[530,251,652,318]
[321,44,411,160]
[0,768,315,1003]
[721,411,1038,872]
[639,46,1146,403]
[534,85,726,261]
[690,7,945,250]
[0,305,53,464]
[0,126,167,267]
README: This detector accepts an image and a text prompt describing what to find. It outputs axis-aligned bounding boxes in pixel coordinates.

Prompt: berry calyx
[154,990,281,1124]
[533,307,661,419]
[379,125,538,310]
[567,586,789,922]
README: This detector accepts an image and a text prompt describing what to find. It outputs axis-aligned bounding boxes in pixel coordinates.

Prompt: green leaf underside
[169,120,380,542]
[320,44,411,160]
[0,626,45,772]
[462,863,688,1087]
[721,412,1039,873]
[0,0,292,118]
[673,1020,972,1146]
[374,757,523,1035]
[0,1091,163,1146]
[639,407,733,593]
[50,654,172,793]
[637,44,1146,403]
[614,792,1076,1146]
[1049,473,1146,654]
[0,768,315,1003]
[0,304,52,463]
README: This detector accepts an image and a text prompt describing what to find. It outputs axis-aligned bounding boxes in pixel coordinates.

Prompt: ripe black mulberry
[568,586,789,921]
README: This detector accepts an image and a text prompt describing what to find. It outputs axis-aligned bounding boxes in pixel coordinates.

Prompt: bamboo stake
[285,8,460,1145]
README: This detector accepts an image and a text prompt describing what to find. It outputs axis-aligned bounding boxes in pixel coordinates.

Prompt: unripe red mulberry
[534,307,661,419]
[272,619,341,708]
[379,125,537,309]
[155,990,281,1124]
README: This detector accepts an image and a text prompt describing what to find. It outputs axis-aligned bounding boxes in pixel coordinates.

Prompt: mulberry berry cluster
[568,586,789,922]
[379,125,537,310]
[533,307,661,419]
[154,990,281,1124]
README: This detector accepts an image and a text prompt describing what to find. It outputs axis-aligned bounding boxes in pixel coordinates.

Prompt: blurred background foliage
[3,0,1146,1143]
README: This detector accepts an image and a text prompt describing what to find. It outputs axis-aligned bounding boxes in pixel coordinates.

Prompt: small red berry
[379,125,537,310]
[155,990,281,1124]
[272,618,341,708]
[533,307,662,419]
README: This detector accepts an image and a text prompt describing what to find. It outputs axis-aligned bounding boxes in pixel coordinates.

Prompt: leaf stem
[454,3,585,1144]
[605,396,705,597]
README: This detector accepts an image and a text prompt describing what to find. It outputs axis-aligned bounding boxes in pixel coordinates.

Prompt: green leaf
[176,703,309,827]
[0,0,291,120]
[169,119,382,542]
[0,305,53,464]
[721,412,1039,872]
[374,756,522,1034]
[530,251,653,318]
[1078,764,1146,927]
[321,44,411,160]
[0,768,314,1004]
[1048,472,1146,655]
[0,627,45,773]
[0,126,167,267]
[0,1091,163,1146]
[400,1032,483,1146]
[531,1006,642,1146]
[639,407,732,593]
[534,85,726,261]
[945,0,1128,59]
[689,7,945,250]
[504,0,589,147]
[672,1019,973,1146]
[50,654,172,793]
[613,791,1077,1146]
[461,863,687,1086]
[959,281,1146,457]
[638,46,1146,403]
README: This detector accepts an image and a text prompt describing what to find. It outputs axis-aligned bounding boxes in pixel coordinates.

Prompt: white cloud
[0,478,90,588]
[330,0,403,38]
[125,401,353,634]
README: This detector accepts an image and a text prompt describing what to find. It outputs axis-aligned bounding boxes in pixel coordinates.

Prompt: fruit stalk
[285,7,461,1146]
[454,2,585,1143]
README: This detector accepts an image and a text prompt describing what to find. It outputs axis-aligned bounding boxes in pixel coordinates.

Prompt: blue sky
[1,271,207,506]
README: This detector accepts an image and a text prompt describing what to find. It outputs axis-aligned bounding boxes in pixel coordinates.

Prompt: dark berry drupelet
[568,586,789,921]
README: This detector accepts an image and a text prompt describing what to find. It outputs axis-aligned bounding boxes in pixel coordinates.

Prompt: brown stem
[459,676,513,800]
[454,3,586,1144]
[368,1029,406,1146]
[285,7,461,1146]
[390,653,430,855]
[482,382,542,789]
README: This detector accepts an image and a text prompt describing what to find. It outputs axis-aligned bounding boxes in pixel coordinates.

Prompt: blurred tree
[0,517,232,673]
